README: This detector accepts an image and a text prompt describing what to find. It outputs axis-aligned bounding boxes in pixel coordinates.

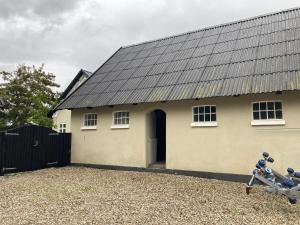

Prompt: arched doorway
[147,109,166,168]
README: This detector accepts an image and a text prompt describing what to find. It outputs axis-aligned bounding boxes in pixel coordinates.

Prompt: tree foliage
[0,65,60,130]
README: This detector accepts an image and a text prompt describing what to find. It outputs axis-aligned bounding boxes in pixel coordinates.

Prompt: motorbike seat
[287,168,300,178]
[294,172,300,179]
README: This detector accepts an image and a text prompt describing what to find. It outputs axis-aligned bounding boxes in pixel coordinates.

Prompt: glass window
[113,111,129,125]
[192,106,217,122]
[83,113,97,126]
[59,123,66,133]
[252,101,283,120]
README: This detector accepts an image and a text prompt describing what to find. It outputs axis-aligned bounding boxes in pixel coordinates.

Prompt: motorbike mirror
[263,152,269,158]
[287,167,294,174]
[267,157,274,163]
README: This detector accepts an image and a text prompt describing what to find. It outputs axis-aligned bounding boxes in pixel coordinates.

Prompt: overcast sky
[0,0,299,91]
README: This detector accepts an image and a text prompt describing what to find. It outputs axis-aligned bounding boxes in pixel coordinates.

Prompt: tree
[0,84,7,130]
[0,65,60,129]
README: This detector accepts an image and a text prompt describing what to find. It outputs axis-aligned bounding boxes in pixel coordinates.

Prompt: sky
[0,0,299,91]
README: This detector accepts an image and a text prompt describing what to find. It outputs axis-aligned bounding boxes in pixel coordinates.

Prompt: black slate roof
[57,7,300,110]
[60,69,92,100]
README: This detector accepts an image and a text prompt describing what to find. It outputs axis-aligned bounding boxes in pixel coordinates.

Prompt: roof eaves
[60,69,84,99]
[49,47,123,116]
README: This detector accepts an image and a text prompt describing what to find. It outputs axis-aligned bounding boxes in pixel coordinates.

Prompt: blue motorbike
[246,152,300,204]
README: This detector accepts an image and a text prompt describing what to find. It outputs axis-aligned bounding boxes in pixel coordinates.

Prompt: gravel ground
[0,167,299,225]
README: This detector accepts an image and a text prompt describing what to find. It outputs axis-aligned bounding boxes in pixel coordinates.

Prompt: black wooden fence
[0,125,71,175]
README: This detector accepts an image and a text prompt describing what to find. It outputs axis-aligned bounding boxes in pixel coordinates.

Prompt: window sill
[190,122,218,127]
[110,124,130,129]
[80,126,97,130]
[251,120,285,126]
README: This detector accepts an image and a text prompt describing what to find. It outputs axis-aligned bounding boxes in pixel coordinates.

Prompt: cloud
[0,0,299,90]
[0,0,81,21]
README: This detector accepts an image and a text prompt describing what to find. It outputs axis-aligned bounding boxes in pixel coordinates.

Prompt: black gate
[0,125,71,175]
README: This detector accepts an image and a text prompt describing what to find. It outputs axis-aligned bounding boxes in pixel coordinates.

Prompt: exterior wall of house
[71,91,300,175]
[53,109,71,133]
[71,106,147,167]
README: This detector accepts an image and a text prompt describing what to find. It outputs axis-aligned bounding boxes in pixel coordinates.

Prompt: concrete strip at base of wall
[71,163,251,183]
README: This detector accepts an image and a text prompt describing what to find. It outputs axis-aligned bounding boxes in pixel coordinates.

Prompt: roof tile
[57,7,300,110]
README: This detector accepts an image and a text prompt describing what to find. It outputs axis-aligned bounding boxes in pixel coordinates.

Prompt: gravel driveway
[0,167,299,225]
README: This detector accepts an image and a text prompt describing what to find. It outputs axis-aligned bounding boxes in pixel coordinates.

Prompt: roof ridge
[121,6,300,49]
[81,69,92,75]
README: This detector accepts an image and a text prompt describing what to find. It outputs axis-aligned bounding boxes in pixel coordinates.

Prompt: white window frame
[59,123,66,133]
[191,105,217,127]
[81,113,98,130]
[111,111,130,129]
[251,100,285,126]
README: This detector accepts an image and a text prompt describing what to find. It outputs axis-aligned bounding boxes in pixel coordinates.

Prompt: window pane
[193,107,198,115]
[114,118,117,125]
[260,111,267,119]
[253,111,260,120]
[125,118,129,124]
[205,114,210,121]
[199,114,204,122]
[260,102,267,110]
[267,102,274,110]
[193,115,198,122]
[275,102,282,110]
[199,107,204,113]
[253,103,259,111]
[276,110,283,119]
[205,106,210,113]
[268,111,275,119]
[211,114,216,121]
[211,106,216,113]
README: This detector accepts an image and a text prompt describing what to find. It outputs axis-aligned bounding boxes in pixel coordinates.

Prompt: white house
[53,7,300,180]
